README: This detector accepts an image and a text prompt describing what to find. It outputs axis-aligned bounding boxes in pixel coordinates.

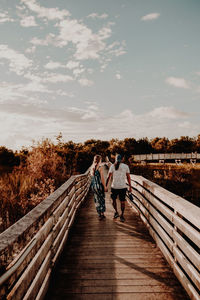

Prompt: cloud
[44,61,63,70]
[0,102,198,150]
[78,78,94,87]
[178,121,192,129]
[0,11,14,23]
[73,68,85,77]
[30,34,57,46]
[56,90,75,98]
[0,100,100,126]
[141,13,160,21]
[107,41,126,57]
[66,60,80,70]
[149,106,190,119]
[27,2,125,71]
[20,0,70,20]
[0,82,26,101]
[0,79,51,101]
[116,73,121,80]
[44,60,81,72]
[56,19,109,60]
[0,44,32,75]
[166,77,190,89]
[68,105,100,120]
[87,13,108,19]
[43,73,74,83]
[25,46,36,53]
[20,15,37,27]
[21,81,51,93]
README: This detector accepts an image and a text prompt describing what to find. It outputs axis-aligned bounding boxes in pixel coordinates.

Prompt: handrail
[0,169,91,299]
[0,239,37,286]
[127,174,200,300]
[133,152,200,161]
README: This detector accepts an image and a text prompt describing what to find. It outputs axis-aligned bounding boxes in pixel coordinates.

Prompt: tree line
[1,134,200,172]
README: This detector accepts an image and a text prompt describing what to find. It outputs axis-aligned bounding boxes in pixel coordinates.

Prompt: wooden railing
[133,153,200,162]
[0,170,91,300]
[127,175,200,300]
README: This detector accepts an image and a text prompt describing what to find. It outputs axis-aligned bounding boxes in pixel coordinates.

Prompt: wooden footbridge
[0,167,199,299]
[133,152,200,163]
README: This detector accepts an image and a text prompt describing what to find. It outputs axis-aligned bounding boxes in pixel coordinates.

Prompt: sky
[0,0,200,150]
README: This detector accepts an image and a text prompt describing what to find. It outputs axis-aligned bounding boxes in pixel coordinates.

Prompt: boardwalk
[45,190,188,300]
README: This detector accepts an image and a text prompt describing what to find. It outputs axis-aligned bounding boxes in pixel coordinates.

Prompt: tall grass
[0,140,67,232]
[131,163,200,207]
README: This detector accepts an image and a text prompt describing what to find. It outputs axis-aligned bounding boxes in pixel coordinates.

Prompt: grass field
[131,163,200,207]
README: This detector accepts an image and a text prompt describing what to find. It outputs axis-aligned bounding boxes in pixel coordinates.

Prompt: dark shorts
[111,188,127,202]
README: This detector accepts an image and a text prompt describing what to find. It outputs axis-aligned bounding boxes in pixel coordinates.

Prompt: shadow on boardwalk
[45,190,189,300]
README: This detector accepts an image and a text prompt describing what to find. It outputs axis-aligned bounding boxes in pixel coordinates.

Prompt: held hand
[104,186,108,192]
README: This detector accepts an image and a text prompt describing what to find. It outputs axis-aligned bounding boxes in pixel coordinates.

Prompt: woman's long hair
[114,154,122,170]
[90,155,102,176]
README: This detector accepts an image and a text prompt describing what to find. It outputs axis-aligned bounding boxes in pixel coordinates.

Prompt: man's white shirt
[109,163,130,189]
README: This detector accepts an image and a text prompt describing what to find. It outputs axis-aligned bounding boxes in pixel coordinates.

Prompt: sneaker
[113,212,119,219]
[120,215,125,222]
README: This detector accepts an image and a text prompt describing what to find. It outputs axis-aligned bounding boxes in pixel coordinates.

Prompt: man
[106,154,132,222]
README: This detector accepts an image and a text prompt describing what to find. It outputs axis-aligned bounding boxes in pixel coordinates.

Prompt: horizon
[1,133,200,152]
[0,0,200,150]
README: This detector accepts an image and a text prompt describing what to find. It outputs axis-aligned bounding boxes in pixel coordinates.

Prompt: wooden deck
[45,191,189,300]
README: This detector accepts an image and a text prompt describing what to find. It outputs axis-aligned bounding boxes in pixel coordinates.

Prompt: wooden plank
[173,247,200,291]
[54,293,185,300]
[23,251,51,300]
[128,198,174,252]
[173,214,200,248]
[53,195,69,223]
[173,230,200,270]
[52,206,69,239]
[131,175,200,229]
[68,193,76,211]
[51,228,69,266]
[3,217,53,291]
[173,263,200,300]
[132,183,174,222]
[7,233,53,300]
[52,214,70,257]
[35,269,51,300]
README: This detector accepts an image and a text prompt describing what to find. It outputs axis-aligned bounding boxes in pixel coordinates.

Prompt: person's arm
[99,167,108,191]
[126,173,132,193]
[106,172,112,187]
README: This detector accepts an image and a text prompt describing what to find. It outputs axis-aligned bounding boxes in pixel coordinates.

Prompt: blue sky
[0,0,200,149]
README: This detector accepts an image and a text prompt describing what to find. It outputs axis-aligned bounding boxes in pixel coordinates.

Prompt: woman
[90,155,107,220]
[106,154,132,222]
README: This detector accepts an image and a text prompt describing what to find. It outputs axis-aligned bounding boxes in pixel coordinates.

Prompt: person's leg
[120,201,125,216]
[100,195,106,218]
[119,189,127,222]
[112,198,117,211]
[111,188,119,218]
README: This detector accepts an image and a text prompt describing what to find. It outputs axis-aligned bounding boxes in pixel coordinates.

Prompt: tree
[135,138,153,154]
[151,137,169,153]
[0,146,19,167]
[194,134,200,152]
[168,136,195,153]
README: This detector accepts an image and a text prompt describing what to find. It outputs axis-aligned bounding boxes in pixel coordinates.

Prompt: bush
[0,140,67,232]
